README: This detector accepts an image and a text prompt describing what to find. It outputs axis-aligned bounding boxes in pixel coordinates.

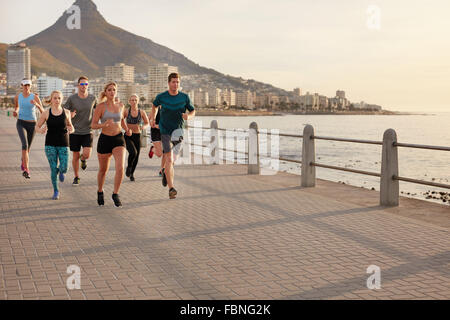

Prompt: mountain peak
[73,0,98,12]
[64,0,105,24]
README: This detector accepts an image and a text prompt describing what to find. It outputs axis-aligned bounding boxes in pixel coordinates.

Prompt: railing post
[248,122,260,174]
[301,124,315,187]
[210,120,219,165]
[380,129,399,206]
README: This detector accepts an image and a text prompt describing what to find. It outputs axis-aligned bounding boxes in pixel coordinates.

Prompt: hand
[150,119,155,128]
[38,126,47,134]
[182,113,189,120]
[13,110,18,117]
[68,126,74,134]
[126,128,132,136]
[71,110,77,118]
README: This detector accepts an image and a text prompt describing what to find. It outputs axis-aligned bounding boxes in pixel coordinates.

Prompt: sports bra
[126,108,142,125]
[101,104,121,123]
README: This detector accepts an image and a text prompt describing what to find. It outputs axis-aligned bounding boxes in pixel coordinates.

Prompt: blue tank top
[18,93,37,121]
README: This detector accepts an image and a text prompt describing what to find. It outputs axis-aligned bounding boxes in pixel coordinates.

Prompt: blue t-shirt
[153,91,195,135]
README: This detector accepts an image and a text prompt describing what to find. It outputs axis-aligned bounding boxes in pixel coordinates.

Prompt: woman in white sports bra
[91,82,132,207]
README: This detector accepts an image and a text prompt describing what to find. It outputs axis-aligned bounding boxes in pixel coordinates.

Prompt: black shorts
[151,127,161,142]
[97,133,126,154]
[69,133,93,152]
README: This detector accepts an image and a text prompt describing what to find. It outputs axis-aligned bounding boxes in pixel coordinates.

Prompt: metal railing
[186,120,450,206]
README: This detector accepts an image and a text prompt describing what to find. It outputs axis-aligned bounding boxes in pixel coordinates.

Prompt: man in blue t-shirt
[150,73,195,199]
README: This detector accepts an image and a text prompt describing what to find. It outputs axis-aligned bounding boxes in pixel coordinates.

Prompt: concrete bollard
[248,122,260,174]
[380,128,399,206]
[301,124,316,187]
[210,120,219,165]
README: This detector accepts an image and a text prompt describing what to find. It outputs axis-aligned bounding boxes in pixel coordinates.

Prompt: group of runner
[12,72,195,205]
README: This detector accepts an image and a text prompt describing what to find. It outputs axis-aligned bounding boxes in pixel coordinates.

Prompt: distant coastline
[195,109,431,117]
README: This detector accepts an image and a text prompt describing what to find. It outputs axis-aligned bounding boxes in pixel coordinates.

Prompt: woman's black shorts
[151,127,161,142]
[97,133,126,154]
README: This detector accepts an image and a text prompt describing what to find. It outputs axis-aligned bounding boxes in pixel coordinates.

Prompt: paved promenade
[0,114,449,300]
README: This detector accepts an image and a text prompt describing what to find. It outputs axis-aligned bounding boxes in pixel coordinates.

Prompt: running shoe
[112,193,122,207]
[158,170,162,177]
[22,171,30,179]
[169,187,177,199]
[52,190,59,200]
[97,191,104,206]
[126,166,131,177]
[80,158,87,170]
[162,168,167,187]
[73,177,80,185]
[130,175,135,182]
[58,169,65,182]
[148,146,154,158]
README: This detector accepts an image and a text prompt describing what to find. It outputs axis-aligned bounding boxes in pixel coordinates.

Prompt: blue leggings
[45,146,69,192]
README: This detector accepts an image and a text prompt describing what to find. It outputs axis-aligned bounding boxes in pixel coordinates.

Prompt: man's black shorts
[69,133,93,152]
[151,127,161,142]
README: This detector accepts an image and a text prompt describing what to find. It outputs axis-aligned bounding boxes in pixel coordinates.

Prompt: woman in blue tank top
[13,79,44,179]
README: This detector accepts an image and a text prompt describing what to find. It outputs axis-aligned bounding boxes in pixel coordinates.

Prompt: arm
[91,103,110,129]
[64,96,77,118]
[183,109,195,121]
[33,94,45,113]
[149,104,158,128]
[183,97,196,120]
[141,109,149,129]
[121,107,132,136]
[13,95,19,117]
[65,109,74,134]
[36,109,49,134]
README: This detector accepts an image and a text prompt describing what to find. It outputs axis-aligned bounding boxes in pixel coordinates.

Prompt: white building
[208,88,222,107]
[236,90,255,109]
[193,88,208,107]
[6,43,31,94]
[62,81,77,101]
[148,63,178,100]
[105,63,135,83]
[36,74,64,98]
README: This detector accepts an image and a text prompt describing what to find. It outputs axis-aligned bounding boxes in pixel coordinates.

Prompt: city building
[208,88,222,107]
[36,73,64,98]
[148,63,178,100]
[336,90,346,99]
[105,63,135,83]
[193,88,209,108]
[6,43,31,94]
[236,90,255,109]
[299,92,319,111]
[221,89,236,107]
[293,88,302,96]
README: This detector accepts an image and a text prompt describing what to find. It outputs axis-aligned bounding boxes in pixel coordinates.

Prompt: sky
[1,0,450,112]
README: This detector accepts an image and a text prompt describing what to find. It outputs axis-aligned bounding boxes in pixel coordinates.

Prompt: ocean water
[185,112,450,206]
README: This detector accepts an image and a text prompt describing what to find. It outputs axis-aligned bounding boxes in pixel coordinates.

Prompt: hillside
[3,0,289,96]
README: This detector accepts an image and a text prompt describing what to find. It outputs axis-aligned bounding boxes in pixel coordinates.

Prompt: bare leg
[111,146,125,194]
[22,149,29,171]
[97,153,111,192]
[164,151,175,189]
[154,141,163,158]
[72,151,80,177]
[81,147,92,161]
